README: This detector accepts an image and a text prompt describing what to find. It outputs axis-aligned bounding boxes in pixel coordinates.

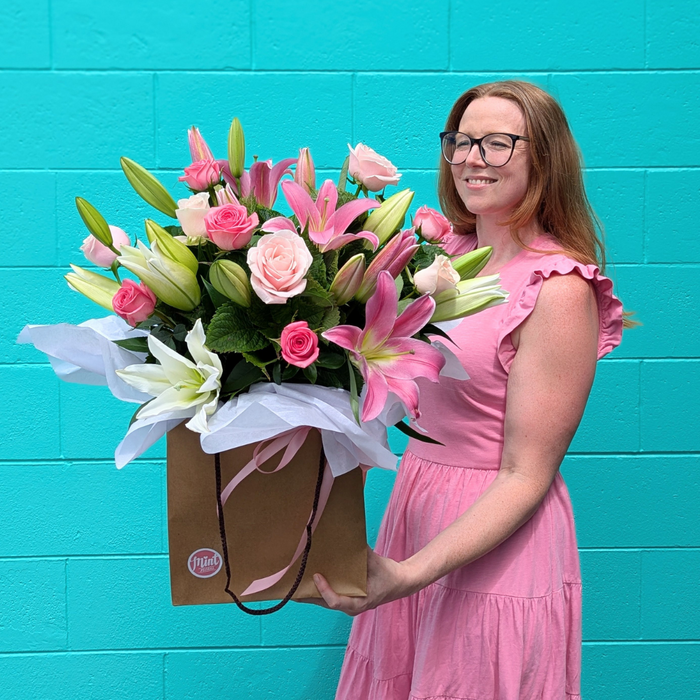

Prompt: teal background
[1,1,699,698]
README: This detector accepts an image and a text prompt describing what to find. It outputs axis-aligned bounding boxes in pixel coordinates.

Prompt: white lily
[116,319,222,433]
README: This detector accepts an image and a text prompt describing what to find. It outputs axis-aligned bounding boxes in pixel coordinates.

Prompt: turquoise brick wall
[1,1,698,698]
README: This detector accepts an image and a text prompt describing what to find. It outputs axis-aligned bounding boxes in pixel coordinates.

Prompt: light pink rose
[80,225,131,268]
[413,255,460,296]
[280,321,319,368]
[204,204,259,250]
[176,192,211,240]
[413,205,453,243]
[348,143,401,192]
[113,279,157,326]
[247,230,313,304]
[178,159,221,190]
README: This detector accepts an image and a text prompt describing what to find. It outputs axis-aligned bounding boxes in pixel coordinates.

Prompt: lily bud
[118,241,201,311]
[144,219,199,274]
[75,197,113,248]
[430,274,508,323]
[329,253,365,305]
[362,188,414,246]
[209,259,251,307]
[355,228,419,303]
[294,147,316,194]
[120,157,178,218]
[65,264,120,311]
[228,117,246,179]
[188,126,214,162]
[451,246,493,280]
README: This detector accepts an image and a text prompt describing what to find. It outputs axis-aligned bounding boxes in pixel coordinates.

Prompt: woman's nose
[465,143,486,167]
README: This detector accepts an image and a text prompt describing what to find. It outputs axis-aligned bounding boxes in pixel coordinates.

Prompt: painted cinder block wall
[1,1,698,698]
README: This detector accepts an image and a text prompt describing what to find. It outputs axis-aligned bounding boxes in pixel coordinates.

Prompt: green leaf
[281,365,299,381]
[206,302,268,353]
[307,249,327,286]
[315,352,345,369]
[348,356,360,424]
[412,243,448,271]
[338,155,350,192]
[397,298,412,315]
[272,362,282,385]
[302,278,334,308]
[203,278,228,309]
[113,337,150,353]
[324,249,339,285]
[421,323,455,343]
[393,419,445,446]
[241,351,276,369]
[303,363,318,384]
[222,359,265,395]
[163,225,184,238]
[319,306,341,333]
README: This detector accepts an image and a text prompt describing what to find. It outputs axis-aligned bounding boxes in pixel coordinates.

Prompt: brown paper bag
[166,422,368,606]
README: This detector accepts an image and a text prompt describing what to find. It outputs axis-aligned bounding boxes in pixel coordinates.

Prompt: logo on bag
[188,548,223,578]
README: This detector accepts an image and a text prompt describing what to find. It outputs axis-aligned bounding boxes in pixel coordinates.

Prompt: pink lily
[188,127,215,162]
[222,157,296,209]
[322,271,445,422]
[354,227,419,303]
[263,179,380,253]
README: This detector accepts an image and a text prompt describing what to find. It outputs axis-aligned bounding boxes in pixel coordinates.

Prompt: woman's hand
[297,546,418,616]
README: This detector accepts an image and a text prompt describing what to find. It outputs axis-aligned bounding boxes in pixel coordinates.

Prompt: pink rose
[178,159,221,190]
[413,205,453,243]
[204,204,259,250]
[176,192,211,240]
[280,321,319,368]
[247,230,313,304]
[80,225,131,268]
[413,255,460,296]
[348,143,401,192]
[113,279,157,326]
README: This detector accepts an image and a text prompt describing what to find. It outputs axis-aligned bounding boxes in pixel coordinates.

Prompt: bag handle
[214,444,326,616]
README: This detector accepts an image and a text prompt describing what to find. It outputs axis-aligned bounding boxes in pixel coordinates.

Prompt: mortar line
[162,651,167,700]
[638,359,643,452]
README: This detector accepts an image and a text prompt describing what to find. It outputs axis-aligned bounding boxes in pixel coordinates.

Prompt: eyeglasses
[440,131,530,167]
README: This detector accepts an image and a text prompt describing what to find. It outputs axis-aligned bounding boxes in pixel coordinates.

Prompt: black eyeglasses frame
[439,131,530,167]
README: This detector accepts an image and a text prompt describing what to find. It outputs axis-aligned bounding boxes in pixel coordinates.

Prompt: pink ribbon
[219,427,334,597]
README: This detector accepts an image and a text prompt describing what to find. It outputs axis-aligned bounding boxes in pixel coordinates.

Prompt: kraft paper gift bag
[166,422,367,606]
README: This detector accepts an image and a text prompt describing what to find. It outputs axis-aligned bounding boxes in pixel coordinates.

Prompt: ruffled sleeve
[497,256,624,373]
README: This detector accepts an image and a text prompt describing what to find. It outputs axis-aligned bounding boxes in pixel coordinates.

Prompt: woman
[310,80,625,700]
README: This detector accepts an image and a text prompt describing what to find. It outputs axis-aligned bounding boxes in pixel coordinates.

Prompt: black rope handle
[214,443,326,615]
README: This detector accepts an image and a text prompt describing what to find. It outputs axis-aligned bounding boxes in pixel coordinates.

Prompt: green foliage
[319,306,341,333]
[412,243,448,271]
[113,337,149,353]
[324,250,339,285]
[302,278,334,308]
[222,358,266,395]
[206,302,268,353]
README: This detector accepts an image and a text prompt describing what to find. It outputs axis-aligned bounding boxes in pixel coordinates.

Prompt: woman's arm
[309,272,600,615]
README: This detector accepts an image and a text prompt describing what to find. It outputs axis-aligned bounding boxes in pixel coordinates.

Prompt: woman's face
[452,96,531,219]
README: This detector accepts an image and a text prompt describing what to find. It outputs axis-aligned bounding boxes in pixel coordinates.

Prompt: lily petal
[330,198,379,236]
[322,324,362,351]
[261,216,298,234]
[361,364,389,422]
[378,338,445,382]
[315,179,339,223]
[383,375,421,419]
[392,293,436,338]
[318,231,378,252]
[281,180,319,230]
[360,271,397,352]
[115,364,171,395]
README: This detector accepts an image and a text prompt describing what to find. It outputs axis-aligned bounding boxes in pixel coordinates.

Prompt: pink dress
[336,234,624,700]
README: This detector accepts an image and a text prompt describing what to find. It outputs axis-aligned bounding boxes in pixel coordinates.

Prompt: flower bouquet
[19,119,507,612]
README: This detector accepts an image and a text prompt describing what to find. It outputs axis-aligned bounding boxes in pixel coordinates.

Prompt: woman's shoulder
[500,234,624,367]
